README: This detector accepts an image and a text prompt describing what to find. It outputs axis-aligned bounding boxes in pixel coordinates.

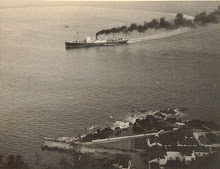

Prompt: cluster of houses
[42,109,220,169]
[112,159,133,169]
[98,154,134,169]
[146,130,220,169]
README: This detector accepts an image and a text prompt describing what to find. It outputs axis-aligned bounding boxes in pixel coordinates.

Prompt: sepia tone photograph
[0,0,220,169]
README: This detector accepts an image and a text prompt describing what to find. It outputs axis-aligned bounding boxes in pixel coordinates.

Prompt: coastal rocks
[42,138,74,151]
[41,108,220,169]
[42,108,220,150]
[112,121,130,130]
[45,109,186,145]
[57,137,79,143]
[81,127,114,142]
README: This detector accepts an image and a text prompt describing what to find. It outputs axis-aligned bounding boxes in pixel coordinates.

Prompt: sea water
[0,1,219,166]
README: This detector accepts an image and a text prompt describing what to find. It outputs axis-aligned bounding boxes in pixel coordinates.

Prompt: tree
[0,155,3,164]
[7,154,15,168]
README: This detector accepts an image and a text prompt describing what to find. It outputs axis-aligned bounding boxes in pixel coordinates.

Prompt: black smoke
[96,6,220,39]
[174,13,194,28]
[96,25,127,38]
[194,11,219,24]
[96,14,193,38]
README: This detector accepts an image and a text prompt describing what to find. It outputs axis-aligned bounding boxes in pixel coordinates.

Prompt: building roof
[198,135,212,145]
[205,133,220,144]
[194,147,210,152]
[160,133,177,146]
[178,137,198,145]
[166,146,194,156]
[214,136,220,144]
[148,146,166,161]
[179,147,194,156]
[149,135,161,144]
[113,154,131,168]
[165,146,178,152]
[185,131,194,138]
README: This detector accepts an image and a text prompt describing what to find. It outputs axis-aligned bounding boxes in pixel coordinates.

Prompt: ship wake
[127,27,191,44]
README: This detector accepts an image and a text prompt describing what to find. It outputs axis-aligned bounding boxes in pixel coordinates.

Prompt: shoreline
[42,108,220,149]
[41,108,220,169]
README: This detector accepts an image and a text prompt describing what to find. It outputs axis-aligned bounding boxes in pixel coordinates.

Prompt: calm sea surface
[0,1,219,165]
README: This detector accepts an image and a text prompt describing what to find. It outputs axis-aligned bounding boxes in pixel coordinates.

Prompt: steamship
[65,35,128,48]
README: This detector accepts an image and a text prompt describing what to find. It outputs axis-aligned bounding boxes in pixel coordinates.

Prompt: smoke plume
[96,6,220,39]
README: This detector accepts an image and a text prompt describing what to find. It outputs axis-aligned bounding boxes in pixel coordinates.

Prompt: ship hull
[65,38,128,48]
[106,39,128,45]
[65,42,107,48]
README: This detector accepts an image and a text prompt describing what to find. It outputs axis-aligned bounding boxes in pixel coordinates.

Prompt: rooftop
[166,146,194,156]
[194,147,210,152]
[148,135,161,144]
[178,137,198,146]
[198,135,212,145]
[205,133,220,144]
[148,146,166,161]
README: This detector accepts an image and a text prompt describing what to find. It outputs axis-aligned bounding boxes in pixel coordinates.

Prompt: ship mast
[76,32,79,42]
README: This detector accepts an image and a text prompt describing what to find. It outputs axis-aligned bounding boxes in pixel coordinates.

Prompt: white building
[182,150,196,164]
[148,144,167,169]
[166,151,183,161]
[194,147,211,158]
[165,146,196,163]
[149,155,168,169]
[112,157,133,169]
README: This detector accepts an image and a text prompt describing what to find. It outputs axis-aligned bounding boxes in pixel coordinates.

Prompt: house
[148,145,167,169]
[159,132,177,147]
[112,161,132,169]
[158,155,168,168]
[183,151,196,164]
[165,146,196,164]
[177,137,198,147]
[166,147,183,161]
[147,135,163,147]
[177,131,198,147]
[175,122,185,126]
[193,132,220,147]
[148,155,167,169]
[111,155,133,169]
[178,147,196,164]
[205,132,220,147]
[194,147,211,158]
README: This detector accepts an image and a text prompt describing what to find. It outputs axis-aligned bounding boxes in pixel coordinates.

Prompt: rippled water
[0,1,219,165]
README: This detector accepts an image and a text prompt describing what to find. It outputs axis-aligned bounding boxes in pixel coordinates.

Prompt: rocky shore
[41,108,220,169]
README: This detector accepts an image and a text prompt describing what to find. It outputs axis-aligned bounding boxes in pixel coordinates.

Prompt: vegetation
[0,154,30,169]
[81,127,114,142]
[42,153,130,169]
